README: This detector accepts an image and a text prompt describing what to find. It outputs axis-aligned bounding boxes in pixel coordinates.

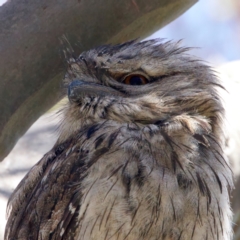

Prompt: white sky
[0,0,6,6]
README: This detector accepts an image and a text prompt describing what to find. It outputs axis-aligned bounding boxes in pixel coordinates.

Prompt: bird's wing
[5,138,87,240]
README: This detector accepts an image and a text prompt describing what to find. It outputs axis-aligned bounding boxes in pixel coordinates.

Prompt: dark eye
[122,75,149,85]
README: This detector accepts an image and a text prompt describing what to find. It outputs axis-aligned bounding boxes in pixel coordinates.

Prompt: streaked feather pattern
[5,40,233,240]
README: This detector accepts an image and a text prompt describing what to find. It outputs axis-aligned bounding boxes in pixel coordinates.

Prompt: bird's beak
[68,79,123,102]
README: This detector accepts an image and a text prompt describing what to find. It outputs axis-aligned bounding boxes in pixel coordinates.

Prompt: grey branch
[0,0,197,161]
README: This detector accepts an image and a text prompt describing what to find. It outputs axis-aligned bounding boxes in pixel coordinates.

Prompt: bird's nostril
[68,79,86,100]
[69,79,86,87]
[68,79,85,91]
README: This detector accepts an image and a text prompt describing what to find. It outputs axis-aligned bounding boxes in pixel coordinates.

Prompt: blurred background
[0,0,240,238]
[148,0,240,66]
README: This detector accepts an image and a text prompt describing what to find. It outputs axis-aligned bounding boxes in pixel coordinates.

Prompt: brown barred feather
[5,40,233,240]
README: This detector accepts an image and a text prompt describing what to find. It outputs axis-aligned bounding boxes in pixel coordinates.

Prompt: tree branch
[0,0,197,161]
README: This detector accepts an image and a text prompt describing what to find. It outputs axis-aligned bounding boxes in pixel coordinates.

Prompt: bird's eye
[122,75,149,85]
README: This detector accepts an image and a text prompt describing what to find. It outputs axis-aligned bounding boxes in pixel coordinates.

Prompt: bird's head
[61,40,223,142]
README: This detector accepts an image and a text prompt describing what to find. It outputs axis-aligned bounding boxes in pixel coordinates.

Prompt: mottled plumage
[5,40,233,240]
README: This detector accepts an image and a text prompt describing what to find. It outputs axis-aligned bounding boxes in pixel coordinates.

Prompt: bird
[5,39,233,240]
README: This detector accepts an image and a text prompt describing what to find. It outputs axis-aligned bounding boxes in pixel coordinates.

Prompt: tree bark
[0,0,197,161]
